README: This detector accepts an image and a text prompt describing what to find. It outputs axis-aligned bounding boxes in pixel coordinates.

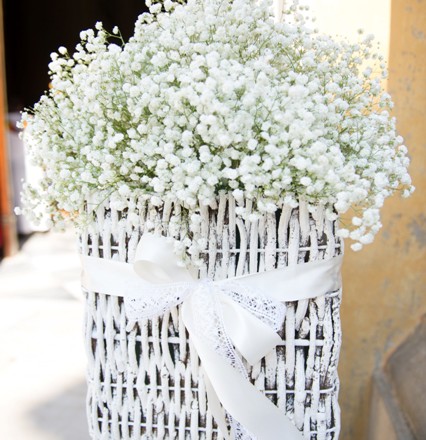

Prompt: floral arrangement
[19,0,413,251]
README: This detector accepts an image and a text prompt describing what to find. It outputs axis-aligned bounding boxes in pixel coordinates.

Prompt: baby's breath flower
[19,0,413,252]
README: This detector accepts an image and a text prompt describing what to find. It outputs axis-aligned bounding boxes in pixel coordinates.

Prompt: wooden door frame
[0,0,18,257]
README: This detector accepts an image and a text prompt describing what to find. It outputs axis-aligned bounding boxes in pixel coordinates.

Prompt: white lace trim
[125,281,193,321]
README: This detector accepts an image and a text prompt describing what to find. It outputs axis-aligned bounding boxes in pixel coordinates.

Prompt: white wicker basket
[80,193,342,439]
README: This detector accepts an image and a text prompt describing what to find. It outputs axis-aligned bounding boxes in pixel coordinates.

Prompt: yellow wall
[305,1,426,439]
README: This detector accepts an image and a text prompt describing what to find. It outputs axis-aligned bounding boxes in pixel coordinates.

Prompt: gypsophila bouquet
[19,0,413,251]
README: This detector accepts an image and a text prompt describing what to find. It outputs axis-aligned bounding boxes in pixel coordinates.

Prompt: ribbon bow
[81,234,342,440]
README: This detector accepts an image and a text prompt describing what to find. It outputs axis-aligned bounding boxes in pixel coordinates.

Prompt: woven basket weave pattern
[80,194,342,439]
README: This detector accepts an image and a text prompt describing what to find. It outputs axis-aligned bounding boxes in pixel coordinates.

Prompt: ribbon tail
[219,293,283,366]
[202,369,232,440]
[182,301,304,440]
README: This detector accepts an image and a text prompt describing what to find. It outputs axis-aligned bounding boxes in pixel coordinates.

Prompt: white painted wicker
[79,193,342,440]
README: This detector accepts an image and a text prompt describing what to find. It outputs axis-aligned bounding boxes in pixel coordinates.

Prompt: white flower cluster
[20,0,413,250]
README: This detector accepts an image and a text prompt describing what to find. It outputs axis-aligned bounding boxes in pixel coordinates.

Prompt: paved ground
[0,230,91,440]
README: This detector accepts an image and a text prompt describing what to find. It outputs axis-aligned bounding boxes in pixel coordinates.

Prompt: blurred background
[0,0,425,439]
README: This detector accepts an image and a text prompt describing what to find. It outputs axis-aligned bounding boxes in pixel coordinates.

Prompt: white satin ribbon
[81,234,342,440]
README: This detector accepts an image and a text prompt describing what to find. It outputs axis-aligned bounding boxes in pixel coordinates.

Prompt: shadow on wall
[27,380,91,440]
[368,315,426,440]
